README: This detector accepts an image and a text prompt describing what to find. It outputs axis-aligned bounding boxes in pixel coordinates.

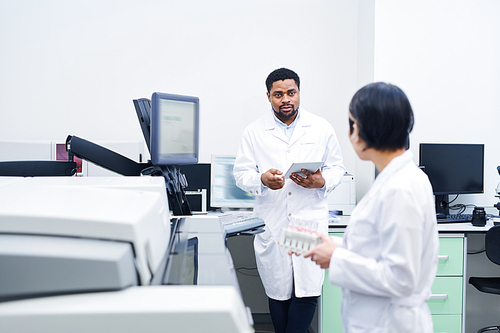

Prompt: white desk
[328,215,496,232]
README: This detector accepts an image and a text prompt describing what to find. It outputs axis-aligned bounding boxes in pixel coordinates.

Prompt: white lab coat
[234,109,345,300]
[329,150,439,333]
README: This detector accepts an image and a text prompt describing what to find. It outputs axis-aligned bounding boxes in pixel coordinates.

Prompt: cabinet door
[428,276,463,315]
[432,314,462,333]
[437,237,464,276]
[322,270,343,332]
[322,232,343,332]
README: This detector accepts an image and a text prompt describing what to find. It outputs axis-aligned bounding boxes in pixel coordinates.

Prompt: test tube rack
[279,227,321,255]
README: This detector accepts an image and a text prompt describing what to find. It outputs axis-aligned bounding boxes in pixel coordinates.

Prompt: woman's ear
[349,122,370,157]
[349,122,360,143]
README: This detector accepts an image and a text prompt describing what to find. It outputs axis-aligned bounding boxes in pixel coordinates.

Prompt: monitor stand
[435,195,450,216]
[160,165,192,216]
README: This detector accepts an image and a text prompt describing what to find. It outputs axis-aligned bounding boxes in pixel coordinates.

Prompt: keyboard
[437,214,473,223]
[219,212,265,236]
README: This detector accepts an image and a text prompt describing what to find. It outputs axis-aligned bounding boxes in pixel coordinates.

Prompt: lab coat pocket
[257,227,273,245]
[254,228,276,260]
[299,143,323,161]
[303,195,328,212]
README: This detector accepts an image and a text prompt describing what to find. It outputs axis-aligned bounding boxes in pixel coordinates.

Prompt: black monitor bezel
[419,143,484,196]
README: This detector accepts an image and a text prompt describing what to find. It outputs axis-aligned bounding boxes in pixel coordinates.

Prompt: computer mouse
[436,213,447,219]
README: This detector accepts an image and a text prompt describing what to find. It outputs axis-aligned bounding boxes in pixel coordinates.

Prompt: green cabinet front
[321,233,465,333]
[322,232,343,332]
[436,237,464,276]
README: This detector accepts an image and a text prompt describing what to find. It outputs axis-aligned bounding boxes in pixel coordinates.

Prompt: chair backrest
[486,225,500,265]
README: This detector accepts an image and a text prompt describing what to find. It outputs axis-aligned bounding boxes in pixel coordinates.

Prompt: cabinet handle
[429,294,448,299]
[438,255,449,261]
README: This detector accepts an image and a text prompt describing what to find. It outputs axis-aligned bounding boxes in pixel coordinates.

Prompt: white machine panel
[0,176,170,284]
[0,140,53,161]
[0,286,253,333]
[328,173,356,215]
[0,234,138,301]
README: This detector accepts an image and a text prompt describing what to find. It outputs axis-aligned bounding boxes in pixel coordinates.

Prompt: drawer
[428,276,463,315]
[328,235,464,276]
[432,314,462,333]
[437,237,464,276]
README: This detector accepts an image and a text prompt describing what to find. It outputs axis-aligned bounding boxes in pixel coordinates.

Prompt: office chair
[469,225,500,333]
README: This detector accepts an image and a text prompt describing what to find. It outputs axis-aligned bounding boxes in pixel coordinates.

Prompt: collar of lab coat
[263,108,312,145]
[371,150,415,192]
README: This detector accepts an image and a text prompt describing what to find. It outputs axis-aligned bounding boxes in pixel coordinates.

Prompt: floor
[253,322,316,333]
[253,321,275,333]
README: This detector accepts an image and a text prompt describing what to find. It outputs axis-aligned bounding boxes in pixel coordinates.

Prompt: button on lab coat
[234,109,345,300]
[329,150,439,333]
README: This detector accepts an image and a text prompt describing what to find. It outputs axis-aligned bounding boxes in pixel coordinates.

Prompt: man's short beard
[274,105,298,120]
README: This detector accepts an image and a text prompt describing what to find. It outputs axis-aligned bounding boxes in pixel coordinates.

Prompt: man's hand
[303,233,337,269]
[261,168,285,190]
[290,168,325,189]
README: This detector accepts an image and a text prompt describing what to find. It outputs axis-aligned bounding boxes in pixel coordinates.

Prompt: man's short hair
[349,82,414,151]
[265,68,300,92]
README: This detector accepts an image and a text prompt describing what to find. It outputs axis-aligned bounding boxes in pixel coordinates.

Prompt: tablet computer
[284,161,323,179]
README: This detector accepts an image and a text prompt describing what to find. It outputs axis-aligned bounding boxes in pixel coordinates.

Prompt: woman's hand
[303,233,337,269]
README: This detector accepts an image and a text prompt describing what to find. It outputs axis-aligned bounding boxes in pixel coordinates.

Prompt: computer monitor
[150,92,199,166]
[419,143,484,215]
[210,155,254,210]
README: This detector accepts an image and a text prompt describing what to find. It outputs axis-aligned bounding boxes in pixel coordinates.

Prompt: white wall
[374,0,500,213]
[0,0,359,175]
[354,0,376,200]
[2,0,497,209]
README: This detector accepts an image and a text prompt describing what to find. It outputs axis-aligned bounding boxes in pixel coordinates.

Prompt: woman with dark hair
[303,82,439,332]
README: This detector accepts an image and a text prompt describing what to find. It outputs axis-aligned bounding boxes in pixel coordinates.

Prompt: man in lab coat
[233,68,345,333]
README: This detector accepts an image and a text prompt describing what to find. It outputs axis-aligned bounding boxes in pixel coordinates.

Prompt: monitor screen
[162,236,198,285]
[419,143,484,195]
[184,237,199,285]
[210,155,254,209]
[150,92,199,166]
